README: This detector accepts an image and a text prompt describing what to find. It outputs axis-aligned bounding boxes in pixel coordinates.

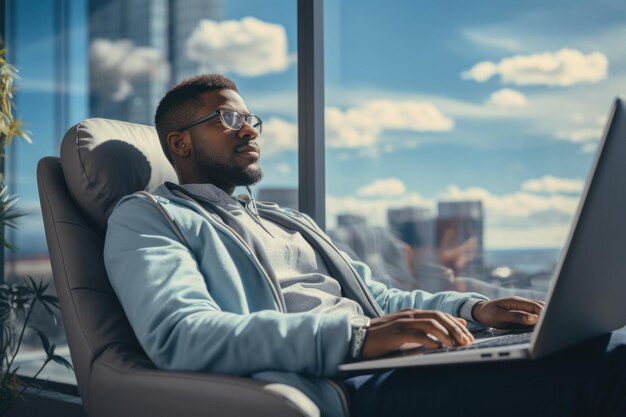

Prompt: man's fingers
[449,315,474,342]
[505,309,539,325]
[397,318,462,347]
[382,310,473,344]
[370,310,475,350]
[364,312,478,358]
[454,317,467,326]
[420,312,474,344]
[370,320,448,351]
[402,333,442,350]
[471,297,546,329]
[500,297,544,315]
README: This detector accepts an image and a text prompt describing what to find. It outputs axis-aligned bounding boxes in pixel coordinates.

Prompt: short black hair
[154,74,238,164]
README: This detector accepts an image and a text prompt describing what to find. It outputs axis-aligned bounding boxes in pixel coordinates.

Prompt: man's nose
[237,120,259,140]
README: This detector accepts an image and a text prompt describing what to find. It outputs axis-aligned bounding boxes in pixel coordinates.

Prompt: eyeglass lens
[222,110,262,134]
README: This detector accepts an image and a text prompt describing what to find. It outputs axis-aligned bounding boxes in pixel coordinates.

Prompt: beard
[191,137,263,187]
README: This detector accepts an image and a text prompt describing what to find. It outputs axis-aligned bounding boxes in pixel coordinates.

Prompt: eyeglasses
[177,109,263,134]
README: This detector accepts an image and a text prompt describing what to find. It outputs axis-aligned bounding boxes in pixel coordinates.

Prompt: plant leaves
[50,354,73,371]
[36,297,58,325]
[0,184,26,235]
[8,365,20,379]
[39,294,60,310]
[29,326,51,355]
[26,276,39,293]
[22,277,59,324]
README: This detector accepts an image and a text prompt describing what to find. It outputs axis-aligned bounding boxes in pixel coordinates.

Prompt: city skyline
[6,0,626,255]
[88,0,224,125]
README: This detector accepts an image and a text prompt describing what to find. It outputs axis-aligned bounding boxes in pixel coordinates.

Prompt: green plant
[0,47,30,252]
[0,278,71,415]
[0,48,31,155]
[0,49,70,415]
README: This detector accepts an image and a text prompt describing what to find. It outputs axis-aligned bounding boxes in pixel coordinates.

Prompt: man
[104,74,624,417]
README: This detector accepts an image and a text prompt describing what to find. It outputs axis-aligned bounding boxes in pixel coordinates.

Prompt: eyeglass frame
[176,109,263,134]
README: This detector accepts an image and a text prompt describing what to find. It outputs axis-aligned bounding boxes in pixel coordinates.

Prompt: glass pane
[6,0,297,385]
[325,0,626,300]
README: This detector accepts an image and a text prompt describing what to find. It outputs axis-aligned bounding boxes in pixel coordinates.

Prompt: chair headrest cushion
[60,118,178,231]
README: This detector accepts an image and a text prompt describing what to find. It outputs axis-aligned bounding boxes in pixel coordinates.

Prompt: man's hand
[472,296,545,329]
[360,309,474,360]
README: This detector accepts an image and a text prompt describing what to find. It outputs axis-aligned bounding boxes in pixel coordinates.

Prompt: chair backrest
[37,118,178,409]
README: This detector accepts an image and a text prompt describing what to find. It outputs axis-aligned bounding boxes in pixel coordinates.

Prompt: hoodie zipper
[236,199,276,238]
[168,190,287,313]
[237,186,276,238]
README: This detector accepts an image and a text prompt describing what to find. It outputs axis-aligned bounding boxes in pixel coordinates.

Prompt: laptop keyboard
[423,332,532,355]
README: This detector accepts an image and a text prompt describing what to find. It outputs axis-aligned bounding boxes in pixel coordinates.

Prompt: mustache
[235,140,259,152]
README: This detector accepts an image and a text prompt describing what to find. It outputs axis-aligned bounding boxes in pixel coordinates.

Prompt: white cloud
[462,48,608,87]
[581,143,598,154]
[438,184,580,248]
[186,17,295,77]
[521,175,584,193]
[486,225,570,249]
[463,61,499,83]
[327,182,580,248]
[357,178,407,197]
[322,75,621,154]
[325,107,378,148]
[90,38,169,102]
[462,30,522,52]
[327,192,433,229]
[259,117,298,157]
[326,100,454,148]
[438,184,579,225]
[487,88,527,108]
[570,112,586,124]
[246,90,298,119]
[554,111,606,148]
[555,127,603,143]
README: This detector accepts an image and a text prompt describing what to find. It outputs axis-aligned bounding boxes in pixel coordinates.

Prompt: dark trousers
[343,326,626,417]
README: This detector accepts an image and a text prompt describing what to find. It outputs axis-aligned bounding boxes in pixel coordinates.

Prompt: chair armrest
[89,359,319,417]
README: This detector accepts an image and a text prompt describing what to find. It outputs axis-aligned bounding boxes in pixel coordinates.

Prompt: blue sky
[7,0,626,253]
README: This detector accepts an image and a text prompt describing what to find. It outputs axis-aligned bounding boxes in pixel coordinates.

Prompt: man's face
[186,89,263,188]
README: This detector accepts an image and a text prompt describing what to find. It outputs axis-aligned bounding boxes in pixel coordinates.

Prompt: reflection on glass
[324,0,622,301]
[8,0,298,384]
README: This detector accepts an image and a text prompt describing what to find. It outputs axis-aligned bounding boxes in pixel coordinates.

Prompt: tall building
[88,0,223,125]
[169,0,223,83]
[89,0,166,124]
[337,213,367,227]
[386,202,485,278]
[436,200,484,277]
[257,187,298,210]
[387,206,435,252]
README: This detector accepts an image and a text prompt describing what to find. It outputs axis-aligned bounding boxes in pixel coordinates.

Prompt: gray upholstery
[59,118,178,231]
[37,118,318,417]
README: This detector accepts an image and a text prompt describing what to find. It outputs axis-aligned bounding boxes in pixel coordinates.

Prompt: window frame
[1,0,329,394]
[297,0,327,230]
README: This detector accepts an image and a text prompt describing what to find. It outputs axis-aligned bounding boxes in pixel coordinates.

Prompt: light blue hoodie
[103,184,488,417]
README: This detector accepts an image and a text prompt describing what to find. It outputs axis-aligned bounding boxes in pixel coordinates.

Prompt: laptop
[340,97,626,372]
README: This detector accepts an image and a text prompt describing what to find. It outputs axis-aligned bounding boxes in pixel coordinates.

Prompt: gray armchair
[37,118,318,417]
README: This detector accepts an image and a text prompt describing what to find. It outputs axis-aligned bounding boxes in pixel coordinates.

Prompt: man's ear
[167,131,190,158]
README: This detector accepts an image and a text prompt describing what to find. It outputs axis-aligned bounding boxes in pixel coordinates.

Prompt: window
[9,0,626,391]
[5,0,298,384]
[324,0,625,299]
